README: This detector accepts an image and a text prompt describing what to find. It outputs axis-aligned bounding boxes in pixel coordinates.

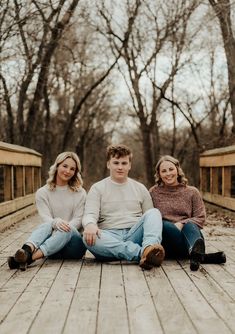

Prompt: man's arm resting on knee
[83,223,101,246]
[82,184,102,246]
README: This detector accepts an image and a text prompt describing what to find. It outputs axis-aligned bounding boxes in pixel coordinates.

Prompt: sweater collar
[159,183,186,192]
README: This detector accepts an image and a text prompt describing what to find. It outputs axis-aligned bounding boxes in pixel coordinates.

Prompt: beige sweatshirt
[82,177,153,230]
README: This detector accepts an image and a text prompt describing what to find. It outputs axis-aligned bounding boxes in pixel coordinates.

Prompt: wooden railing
[200,145,235,211]
[0,141,42,231]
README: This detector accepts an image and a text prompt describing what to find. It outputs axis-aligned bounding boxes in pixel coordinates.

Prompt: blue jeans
[162,220,205,258]
[26,223,86,259]
[83,208,162,262]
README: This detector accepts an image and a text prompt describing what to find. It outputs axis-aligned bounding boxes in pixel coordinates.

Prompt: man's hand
[83,224,101,246]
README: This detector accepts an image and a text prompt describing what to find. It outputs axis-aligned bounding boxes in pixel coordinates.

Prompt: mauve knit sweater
[149,184,206,228]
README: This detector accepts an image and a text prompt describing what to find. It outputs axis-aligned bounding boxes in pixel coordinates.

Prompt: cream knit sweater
[36,184,86,230]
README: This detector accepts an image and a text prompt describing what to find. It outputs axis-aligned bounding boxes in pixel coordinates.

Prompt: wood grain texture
[0,215,234,334]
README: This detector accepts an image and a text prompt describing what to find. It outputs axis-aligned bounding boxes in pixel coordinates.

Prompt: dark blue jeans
[48,233,86,260]
[162,220,205,259]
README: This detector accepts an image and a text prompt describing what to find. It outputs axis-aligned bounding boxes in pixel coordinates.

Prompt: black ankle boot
[190,238,205,271]
[201,252,226,264]
[7,256,20,269]
[14,244,34,271]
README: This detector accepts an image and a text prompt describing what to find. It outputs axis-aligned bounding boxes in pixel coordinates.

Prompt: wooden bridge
[0,141,41,232]
[200,145,235,211]
[0,142,235,334]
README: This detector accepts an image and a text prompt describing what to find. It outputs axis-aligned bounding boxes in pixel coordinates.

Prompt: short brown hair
[106,144,133,161]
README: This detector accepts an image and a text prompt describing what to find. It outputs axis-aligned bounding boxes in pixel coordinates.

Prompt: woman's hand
[55,220,71,232]
[175,222,184,231]
[84,224,101,246]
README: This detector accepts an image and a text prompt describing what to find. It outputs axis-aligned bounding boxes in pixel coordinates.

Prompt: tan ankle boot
[139,244,165,270]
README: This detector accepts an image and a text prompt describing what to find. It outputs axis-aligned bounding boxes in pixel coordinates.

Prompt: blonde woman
[8,152,86,270]
[150,155,226,271]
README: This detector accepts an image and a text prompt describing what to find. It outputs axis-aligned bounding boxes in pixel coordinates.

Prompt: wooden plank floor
[0,214,235,334]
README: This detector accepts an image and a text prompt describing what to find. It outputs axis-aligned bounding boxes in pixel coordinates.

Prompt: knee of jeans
[147,207,161,215]
[69,226,79,235]
[57,229,74,241]
[145,208,162,221]
[82,235,102,251]
[183,221,202,234]
[41,222,53,232]
[67,229,75,239]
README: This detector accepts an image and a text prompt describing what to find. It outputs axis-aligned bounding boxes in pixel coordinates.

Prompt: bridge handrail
[0,141,42,231]
[200,144,235,211]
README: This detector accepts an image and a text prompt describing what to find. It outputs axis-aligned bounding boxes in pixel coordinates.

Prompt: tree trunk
[0,74,14,142]
[23,0,79,146]
[209,0,235,133]
[140,124,155,187]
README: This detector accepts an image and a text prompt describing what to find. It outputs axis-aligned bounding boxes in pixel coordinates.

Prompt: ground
[0,210,235,334]
[206,203,235,226]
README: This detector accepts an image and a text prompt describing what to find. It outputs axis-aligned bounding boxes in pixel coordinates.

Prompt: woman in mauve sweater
[150,155,226,271]
[8,152,86,271]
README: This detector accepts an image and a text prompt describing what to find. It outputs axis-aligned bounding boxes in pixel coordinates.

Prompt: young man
[82,144,164,270]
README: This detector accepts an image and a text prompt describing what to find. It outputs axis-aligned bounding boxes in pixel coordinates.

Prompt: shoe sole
[218,253,226,264]
[190,258,200,271]
[140,247,164,270]
[14,249,28,270]
[19,263,27,271]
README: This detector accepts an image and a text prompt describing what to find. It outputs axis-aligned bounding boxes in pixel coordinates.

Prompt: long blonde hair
[154,155,188,186]
[46,152,83,191]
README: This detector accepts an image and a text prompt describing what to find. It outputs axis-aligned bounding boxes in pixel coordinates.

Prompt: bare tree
[1,1,121,172]
[1,0,81,146]
[0,73,14,142]
[0,1,15,142]
[22,0,80,146]
[209,0,235,133]
[98,0,199,186]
